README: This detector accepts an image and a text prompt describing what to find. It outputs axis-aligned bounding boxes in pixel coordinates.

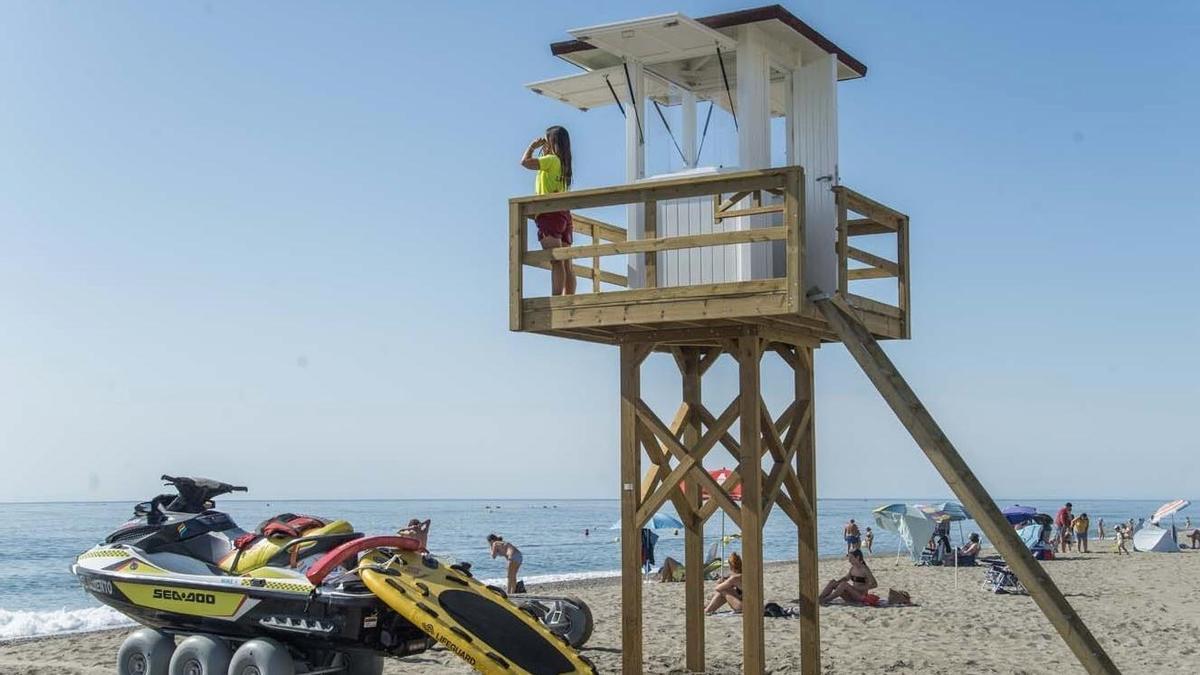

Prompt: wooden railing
[508,167,805,332]
[834,186,911,339]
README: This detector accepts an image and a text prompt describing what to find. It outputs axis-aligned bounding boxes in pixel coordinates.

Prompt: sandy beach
[3,548,1196,674]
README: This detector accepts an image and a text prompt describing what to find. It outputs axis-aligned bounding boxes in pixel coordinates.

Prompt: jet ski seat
[218,515,360,575]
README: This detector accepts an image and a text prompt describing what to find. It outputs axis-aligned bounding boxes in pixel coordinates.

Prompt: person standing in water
[843,519,861,553]
[488,534,523,594]
[520,126,575,295]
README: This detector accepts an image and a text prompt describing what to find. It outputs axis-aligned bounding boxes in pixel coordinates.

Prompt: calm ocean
[0,497,1172,639]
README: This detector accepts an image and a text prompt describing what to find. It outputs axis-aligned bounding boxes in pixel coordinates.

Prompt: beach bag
[515,580,527,594]
[887,589,912,605]
[763,602,787,618]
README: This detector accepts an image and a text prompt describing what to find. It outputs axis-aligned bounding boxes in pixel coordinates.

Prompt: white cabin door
[793,53,839,294]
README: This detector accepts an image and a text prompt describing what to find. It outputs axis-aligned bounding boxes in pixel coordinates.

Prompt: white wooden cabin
[526,5,867,295]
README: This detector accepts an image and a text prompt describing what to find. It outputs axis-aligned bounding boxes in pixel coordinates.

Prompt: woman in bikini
[520,126,575,295]
[819,549,878,605]
[487,534,523,594]
[704,552,743,614]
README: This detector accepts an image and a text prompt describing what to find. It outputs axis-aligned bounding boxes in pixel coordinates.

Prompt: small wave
[478,568,621,588]
[0,606,133,641]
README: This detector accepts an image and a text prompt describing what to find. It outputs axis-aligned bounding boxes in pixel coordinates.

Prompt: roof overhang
[551,5,867,81]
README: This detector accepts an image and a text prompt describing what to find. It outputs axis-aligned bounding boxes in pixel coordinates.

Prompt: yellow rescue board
[360,552,595,675]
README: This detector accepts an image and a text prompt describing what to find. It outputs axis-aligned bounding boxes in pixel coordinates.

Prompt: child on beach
[520,126,575,296]
[864,527,874,554]
[487,533,524,594]
[704,552,743,614]
[1114,524,1130,555]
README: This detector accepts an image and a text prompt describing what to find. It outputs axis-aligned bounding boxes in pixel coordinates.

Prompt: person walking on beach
[1054,502,1073,554]
[1072,512,1091,553]
[864,527,874,554]
[487,534,524,594]
[520,126,575,296]
[844,519,861,553]
[1097,517,1105,540]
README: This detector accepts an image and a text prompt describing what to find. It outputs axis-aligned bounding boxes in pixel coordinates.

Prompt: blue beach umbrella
[610,512,685,531]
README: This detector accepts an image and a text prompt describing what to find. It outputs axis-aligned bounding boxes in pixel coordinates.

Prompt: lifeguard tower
[511,6,1119,674]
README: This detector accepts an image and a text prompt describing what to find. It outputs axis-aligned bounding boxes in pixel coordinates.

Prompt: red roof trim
[550,4,867,78]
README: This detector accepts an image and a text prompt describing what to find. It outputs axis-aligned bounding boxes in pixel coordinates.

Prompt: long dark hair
[545,125,572,189]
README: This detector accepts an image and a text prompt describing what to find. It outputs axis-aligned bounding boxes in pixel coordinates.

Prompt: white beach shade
[1151,499,1189,525]
[872,504,936,562]
[1133,525,1180,553]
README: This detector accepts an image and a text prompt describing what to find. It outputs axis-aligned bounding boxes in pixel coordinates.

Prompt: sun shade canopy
[526,66,675,112]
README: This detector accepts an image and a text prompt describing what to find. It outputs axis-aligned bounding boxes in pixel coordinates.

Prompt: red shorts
[534,211,573,245]
[862,593,881,607]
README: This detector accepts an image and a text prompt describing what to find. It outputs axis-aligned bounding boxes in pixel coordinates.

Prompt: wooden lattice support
[619,334,822,674]
[815,295,1121,675]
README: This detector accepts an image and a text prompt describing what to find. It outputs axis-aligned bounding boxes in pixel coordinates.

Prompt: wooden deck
[509,166,910,347]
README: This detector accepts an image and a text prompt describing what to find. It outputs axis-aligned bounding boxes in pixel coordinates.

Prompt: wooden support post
[793,345,820,675]
[509,202,525,331]
[815,297,1121,675]
[735,336,766,674]
[897,214,910,338]
[835,190,848,297]
[644,200,658,288]
[620,344,649,674]
[680,348,706,672]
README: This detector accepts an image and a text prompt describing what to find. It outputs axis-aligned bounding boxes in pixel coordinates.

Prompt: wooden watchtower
[512,7,1120,674]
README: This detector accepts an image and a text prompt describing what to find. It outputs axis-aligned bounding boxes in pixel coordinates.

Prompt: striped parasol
[1151,499,1190,525]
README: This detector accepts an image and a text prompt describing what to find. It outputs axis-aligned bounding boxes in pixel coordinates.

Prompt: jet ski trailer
[73,476,596,675]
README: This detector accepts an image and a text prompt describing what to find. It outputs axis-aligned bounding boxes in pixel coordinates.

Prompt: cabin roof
[550,5,867,81]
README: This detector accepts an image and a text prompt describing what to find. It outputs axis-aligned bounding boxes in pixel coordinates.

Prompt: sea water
[0,498,1171,639]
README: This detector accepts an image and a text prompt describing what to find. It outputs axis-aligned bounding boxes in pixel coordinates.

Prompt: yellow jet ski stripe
[114,582,248,618]
[360,552,595,675]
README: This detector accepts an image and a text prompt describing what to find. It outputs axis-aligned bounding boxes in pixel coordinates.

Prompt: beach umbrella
[918,502,971,522]
[609,512,685,531]
[872,503,936,563]
[1151,499,1189,525]
[1002,504,1038,525]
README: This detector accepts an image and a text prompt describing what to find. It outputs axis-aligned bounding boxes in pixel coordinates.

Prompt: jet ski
[72,475,596,675]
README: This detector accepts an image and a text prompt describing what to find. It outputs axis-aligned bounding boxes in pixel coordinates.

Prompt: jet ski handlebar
[159,475,248,513]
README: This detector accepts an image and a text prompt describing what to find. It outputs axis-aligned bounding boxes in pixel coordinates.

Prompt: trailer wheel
[168,635,231,675]
[117,628,175,675]
[228,638,295,675]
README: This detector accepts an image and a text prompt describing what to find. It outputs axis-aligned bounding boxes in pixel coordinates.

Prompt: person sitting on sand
[704,552,743,614]
[844,519,861,553]
[864,527,874,554]
[818,549,878,605]
[956,533,981,564]
[487,533,523,594]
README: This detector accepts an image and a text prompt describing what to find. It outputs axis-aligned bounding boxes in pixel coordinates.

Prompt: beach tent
[873,504,936,562]
[1133,525,1179,553]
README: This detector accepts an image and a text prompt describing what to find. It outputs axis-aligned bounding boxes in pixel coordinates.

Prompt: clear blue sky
[2,2,1197,502]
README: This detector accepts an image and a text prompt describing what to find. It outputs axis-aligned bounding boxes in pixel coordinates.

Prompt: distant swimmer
[488,533,524,594]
